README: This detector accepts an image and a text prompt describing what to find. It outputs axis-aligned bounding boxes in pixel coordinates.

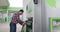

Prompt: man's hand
[22,22,26,26]
[21,22,26,32]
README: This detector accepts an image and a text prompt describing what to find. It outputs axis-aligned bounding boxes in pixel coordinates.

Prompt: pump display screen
[53,20,60,32]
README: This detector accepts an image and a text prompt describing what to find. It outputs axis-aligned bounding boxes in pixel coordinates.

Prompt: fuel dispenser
[50,17,60,32]
[23,17,33,32]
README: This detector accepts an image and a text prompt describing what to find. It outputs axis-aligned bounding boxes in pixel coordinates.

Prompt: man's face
[19,12,23,15]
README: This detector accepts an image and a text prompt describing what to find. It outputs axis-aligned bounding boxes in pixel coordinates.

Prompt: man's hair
[19,9,24,12]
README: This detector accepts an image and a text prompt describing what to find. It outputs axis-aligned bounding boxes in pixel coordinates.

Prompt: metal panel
[41,0,47,32]
[34,0,42,32]
[34,0,48,32]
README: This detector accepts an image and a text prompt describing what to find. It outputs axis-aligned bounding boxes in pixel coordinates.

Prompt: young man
[10,10,25,32]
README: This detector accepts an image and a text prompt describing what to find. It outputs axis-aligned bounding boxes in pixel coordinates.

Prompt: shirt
[11,12,23,25]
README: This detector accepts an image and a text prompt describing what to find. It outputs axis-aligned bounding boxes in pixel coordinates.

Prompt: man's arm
[17,16,25,25]
[19,19,24,25]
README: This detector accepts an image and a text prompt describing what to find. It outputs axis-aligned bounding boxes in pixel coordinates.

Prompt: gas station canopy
[0,0,9,8]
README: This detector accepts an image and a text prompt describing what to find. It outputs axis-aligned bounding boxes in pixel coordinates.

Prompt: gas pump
[50,17,60,32]
[22,17,33,32]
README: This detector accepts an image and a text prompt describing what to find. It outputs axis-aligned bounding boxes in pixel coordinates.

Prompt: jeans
[10,23,16,32]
